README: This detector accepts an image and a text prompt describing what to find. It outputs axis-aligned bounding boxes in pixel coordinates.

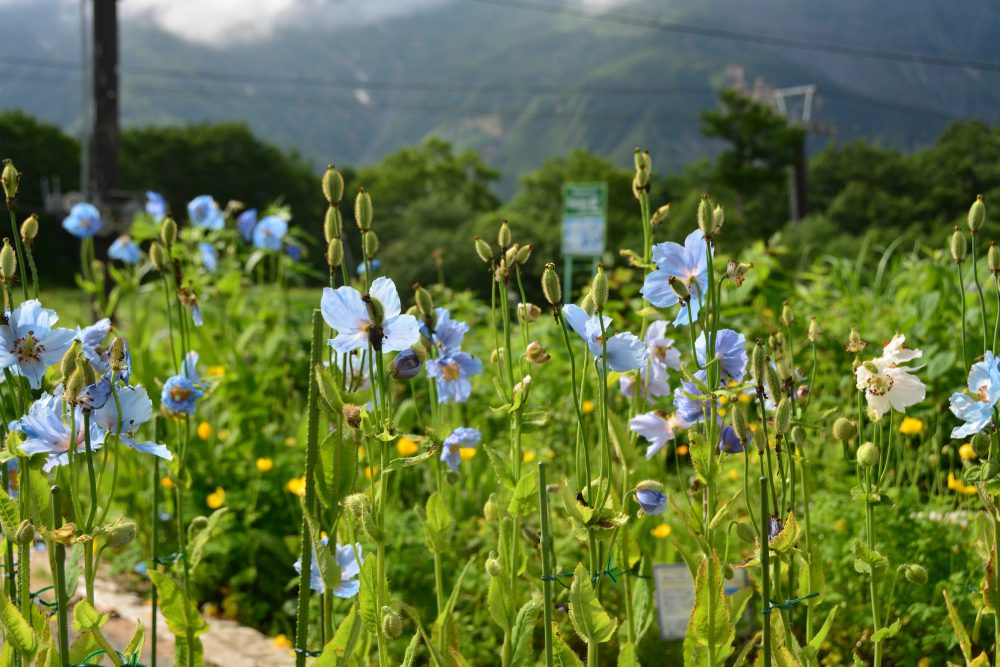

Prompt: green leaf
[187,508,229,575]
[0,486,19,541]
[315,606,363,667]
[422,493,454,554]
[71,600,106,632]
[806,605,839,656]
[559,480,593,527]
[618,642,638,667]
[0,588,37,656]
[631,558,655,642]
[768,512,801,554]
[358,555,380,636]
[432,557,474,656]
[568,563,617,644]
[510,598,541,666]
[174,635,205,667]
[400,633,422,667]
[318,430,357,511]
[943,590,972,664]
[487,572,512,634]
[871,618,900,643]
[551,623,584,667]
[484,444,515,490]
[123,620,145,664]
[508,470,537,518]
[147,570,209,639]
[383,443,442,473]
[683,554,731,666]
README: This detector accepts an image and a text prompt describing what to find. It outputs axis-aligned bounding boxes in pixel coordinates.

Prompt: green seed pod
[633,147,651,173]
[902,563,928,585]
[363,295,385,328]
[321,165,345,205]
[483,494,499,523]
[109,337,127,374]
[968,195,986,233]
[362,230,379,260]
[712,204,725,235]
[791,425,807,449]
[498,220,512,249]
[845,326,867,353]
[474,236,493,264]
[525,341,550,365]
[780,301,794,327]
[591,265,609,311]
[765,364,782,405]
[775,398,792,435]
[736,522,756,544]
[807,317,819,343]
[65,368,86,404]
[504,243,520,268]
[60,340,81,383]
[354,188,373,231]
[752,424,768,453]
[326,238,343,268]
[990,241,1000,274]
[857,441,880,468]
[1,159,19,202]
[485,556,502,577]
[160,216,178,246]
[732,406,749,443]
[413,283,434,319]
[972,431,991,458]
[668,276,690,302]
[324,206,342,243]
[697,195,713,238]
[77,355,96,387]
[0,238,16,283]
[650,203,671,227]
[751,343,767,388]
[951,227,968,264]
[108,520,137,549]
[541,263,562,307]
[14,520,33,546]
[149,242,169,272]
[832,417,857,442]
[19,213,38,246]
[344,492,372,522]
[381,608,402,640]
[516,243,533,265]
[580,291,596,316]
[635,479,664,495]
[633,165,650,189]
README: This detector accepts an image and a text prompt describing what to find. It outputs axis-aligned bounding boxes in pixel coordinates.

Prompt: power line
[464,0,1000,73]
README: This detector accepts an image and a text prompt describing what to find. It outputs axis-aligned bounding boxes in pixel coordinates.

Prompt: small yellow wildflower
[207,365,226,378]
[284,437,297,446]
[718,407,727,418]
[286,476,306,496]
[197,422,212,440]
[899,417,924,436]
[396,437,419,457]
[833,519,848,533]
[763,307,774,319]
[676,445,689,456]
[959,443,977,460]
[273,634,293,650]
[523,451,537,463]
[256,458,273,473]
[738,393,752,404]
[582,400,595,414]
[727,469,739,481]
[365,466,377,480]
[206,487,225,509]
[719,395,729,406]
[916,658,931,667]
[160,476,174,489]
[460,447,477,461]
[651,523,672,539]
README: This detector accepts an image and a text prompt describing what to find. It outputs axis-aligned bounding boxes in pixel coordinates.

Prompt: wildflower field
[0,149,996,667]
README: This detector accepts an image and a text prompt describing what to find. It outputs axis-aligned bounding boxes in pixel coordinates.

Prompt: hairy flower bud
[485,555,502,577]
[150,242,169,272]
[344,493,372,523]
[15,520,33,546]
[392,348,422,381]
[541,263,561,308]
[343,404,362,429]
[697,195,713,238]
[765,364,782,404]
[515,243,533,265]
[633,166,650,190]
[324,207,342,243]
[668,276,689,302]
[381,608,402,639]
[483,494,499,523]
[326,238,343,268]
[990,241,1000,275]
[751,343,766,388]
[474,236,493,264]
[901,563,928,585]
[525,341,550,365]
[580,292,596,316]
[591,265,608,311]
[712,204,725,235]
[19,213,38,246]
[363,294,385,328]
[775,398,792,435]
[322,165,345,205]
[0,238,16,284]
[413,284,434,319]
[780,301,794,327]
[857,441,879,468]
[807,317,819,343]
[160,216,178,246]
[109,337,128,374]
[1,160,18,203]
[498,220,512,249]
[968,195,986,233]
[108,520,138,549]
[65,368,86,404]
[752,425,768,453]
[732,406,749,442]
[362,230,379,260]
[973,431,991,458]
[354,189,373,231]
[504,243,520,268]
[650,203,671,227]
[633,147,651,173]
[951,227,968,264]
[791,425,806,449]
[845,326,867,353]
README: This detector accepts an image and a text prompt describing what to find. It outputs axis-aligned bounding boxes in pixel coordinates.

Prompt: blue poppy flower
[641,229,710,326]
[75,318,111,375]
[11,389,106,472]
[198,243,217,273]
[440,427,482,472]
[718,425,747,454]
[294,538,362,597]
[94,385,172,460]
[108,235,141,264]
[253,216,287,251]
[62,203,103,238]
[421,308,469,354]
[356,259,383,277]
[161,352,204,416]
[284,244,302,261]
[426,352,482,403]
[673,371,717,426]
[0,300,75,388]
[695,329,748,383]
[629,411,687,459]
[320,276,421,354]
[950,351,1000,438]
[562,304,645,373]
[187,195,224,230]
[236,209,257,241]
[77,375,112,411]
[634,480,667,515]
[145,192,167,222]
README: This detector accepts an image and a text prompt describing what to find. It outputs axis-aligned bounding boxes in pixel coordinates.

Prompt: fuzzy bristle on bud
[775,398,792,435]
[989,241,1000,275]
[780,301,794,328]
[1,159,19,203]
[0,238,16,283]
[381,608,402,639]
[515,244,533,265]
[20,213,38,246]
[951,227,968,264]
[321,165,345,205]
[697,195,713,238]
[732,406,749,442]
[414,284,434,319]
[857,441,880,467]
[765,364,782,404]
[807,317,819,343]
[150,242,168,272]
[968,195,986,233]
[354,189,373,231]
[650,203,671,227]
[474,237,493,264]
[712,204,725,235]
[750,343,767,388]
[541,263,562,308]
[591,265,609,311]
[326,238,343,268]
[324,207,342,243]
[362,230,379,260]
[668,276,690,302]
[498,220,512,249]
[832,417,857,442]
[160,217,178,247]
[791,425,806,448]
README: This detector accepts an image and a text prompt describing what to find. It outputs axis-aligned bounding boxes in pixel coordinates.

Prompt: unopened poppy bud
[324,207,342,243]
[901,563,928,585]
[668,276,689,302]
[968,195,986,233]
[150,242,169,272]
[504,243,519,268]
[516,243,533,265]
[160,216,178,246]
[109,337,128,374]
[525,341,550,365]
[541,263,561,308]
[108,520,137,549]
[0,238,16,283]
[362,230,379,260]
[483,494,499,523]
[808,317,819,343]
[591,265,608,311]
[60,340,81,383]
[343,404,362,429]
[951,227,967,264]
[973,431,990,458]
[498,220,512,249]
[381,608,402,639]
[65,368,86,403]
[633,148,651,173]
[354,189,373,231]
[486,556,502,577]
[77,355,96,387]
[990,241,1000,274]
[697,195,713,238]
[322,165,345,204]
[712,204,725,234]
[580,291,596,316]
[391,348,422,381]
[633,165,650,189]
[751,343,766,388]
[791,426,806,448]
[736,522,756,544]
[765,364,782,403]
[518,302,541,323]
[1,160,19,202]
[326,238,343,268]
[780,301,794,327]
[833,417,857,441]
[15,520,32,546]
[857,441,879,467]
[474,236,493,264]
[413,284,434,318]
[344,493,371,522]
[752,425,767,453]
[775,398,792,435]
[363,294,385,328]
[650,203,671,226]
[20,214,38,246]
[732,406,749,442]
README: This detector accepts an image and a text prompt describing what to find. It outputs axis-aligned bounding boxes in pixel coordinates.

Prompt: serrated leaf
[422,493,453,554]
[0,587,37,656]
[71,600,106,632]
[510,598,541,666]
[508,470,537,518]
[768,512,801,554]
[488,572,512,634]
[0,486,19,541]
[400,633,422,667]
[358,556,380,636]
[568,563,617,644]
[871,618,900,643]
[147,570,209,639]
[318,430,357,512]
[943,590,972,663]
[383,443,441,473]
[484,444,515,490]
[552,623,584,667]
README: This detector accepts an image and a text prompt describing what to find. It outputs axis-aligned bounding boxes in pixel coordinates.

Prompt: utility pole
[91,0,119,205]
[773,85,815,223]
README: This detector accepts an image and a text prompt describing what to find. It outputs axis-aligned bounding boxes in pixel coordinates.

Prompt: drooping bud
[791,425,806,449]
[326,238,343,268]
[413,284,434,319]
[0,238,16,283]
[321,165,345,205]
[990,242,1000,275]
[950,227,967,264]
[324,207,342,243]
[844,326,867,353]
[591,265,608,311]
[362,230,379,260]
[780,301,794,327]
[504,243,520,268]
[392,348,423,381]
[1,160,19,203]
[525,341,550,365]
[807,317,819,343]
[750,343,766,388]
[149,242,169,272]
[901,563,928,585]
[968,195,986,233]
[498,220,512,249]
[668,276,690,302]
[832,417,857,442]
[972,431,990,458]
[14,520,33,546]
[19,214,38,246]
[483,494,499,523]
[486,556,502,577]
[343,404,362,429]
[650,203,671,227]
[775,398,792,435]
[515,244,533,265]
[381,608,402,639]
[857,441,879,467]
[354,189,373,231]
[712,204,725,235]
[541,263,562,308]
[474,236,493,264]
[517,302,541,323]
[107,520,138,549]
[732,406,749,442]
[697,195,713,238]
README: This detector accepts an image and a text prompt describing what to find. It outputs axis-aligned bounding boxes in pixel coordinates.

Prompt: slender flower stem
[538,461,554,667]
[956,262,969,368]
[760,475,771,667]
[151,443,160,667]
[973,235,989,356]
[5,206,28,302]
[51,485,70,667]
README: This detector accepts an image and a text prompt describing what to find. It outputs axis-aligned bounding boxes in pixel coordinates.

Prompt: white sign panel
[653,563,750,640]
